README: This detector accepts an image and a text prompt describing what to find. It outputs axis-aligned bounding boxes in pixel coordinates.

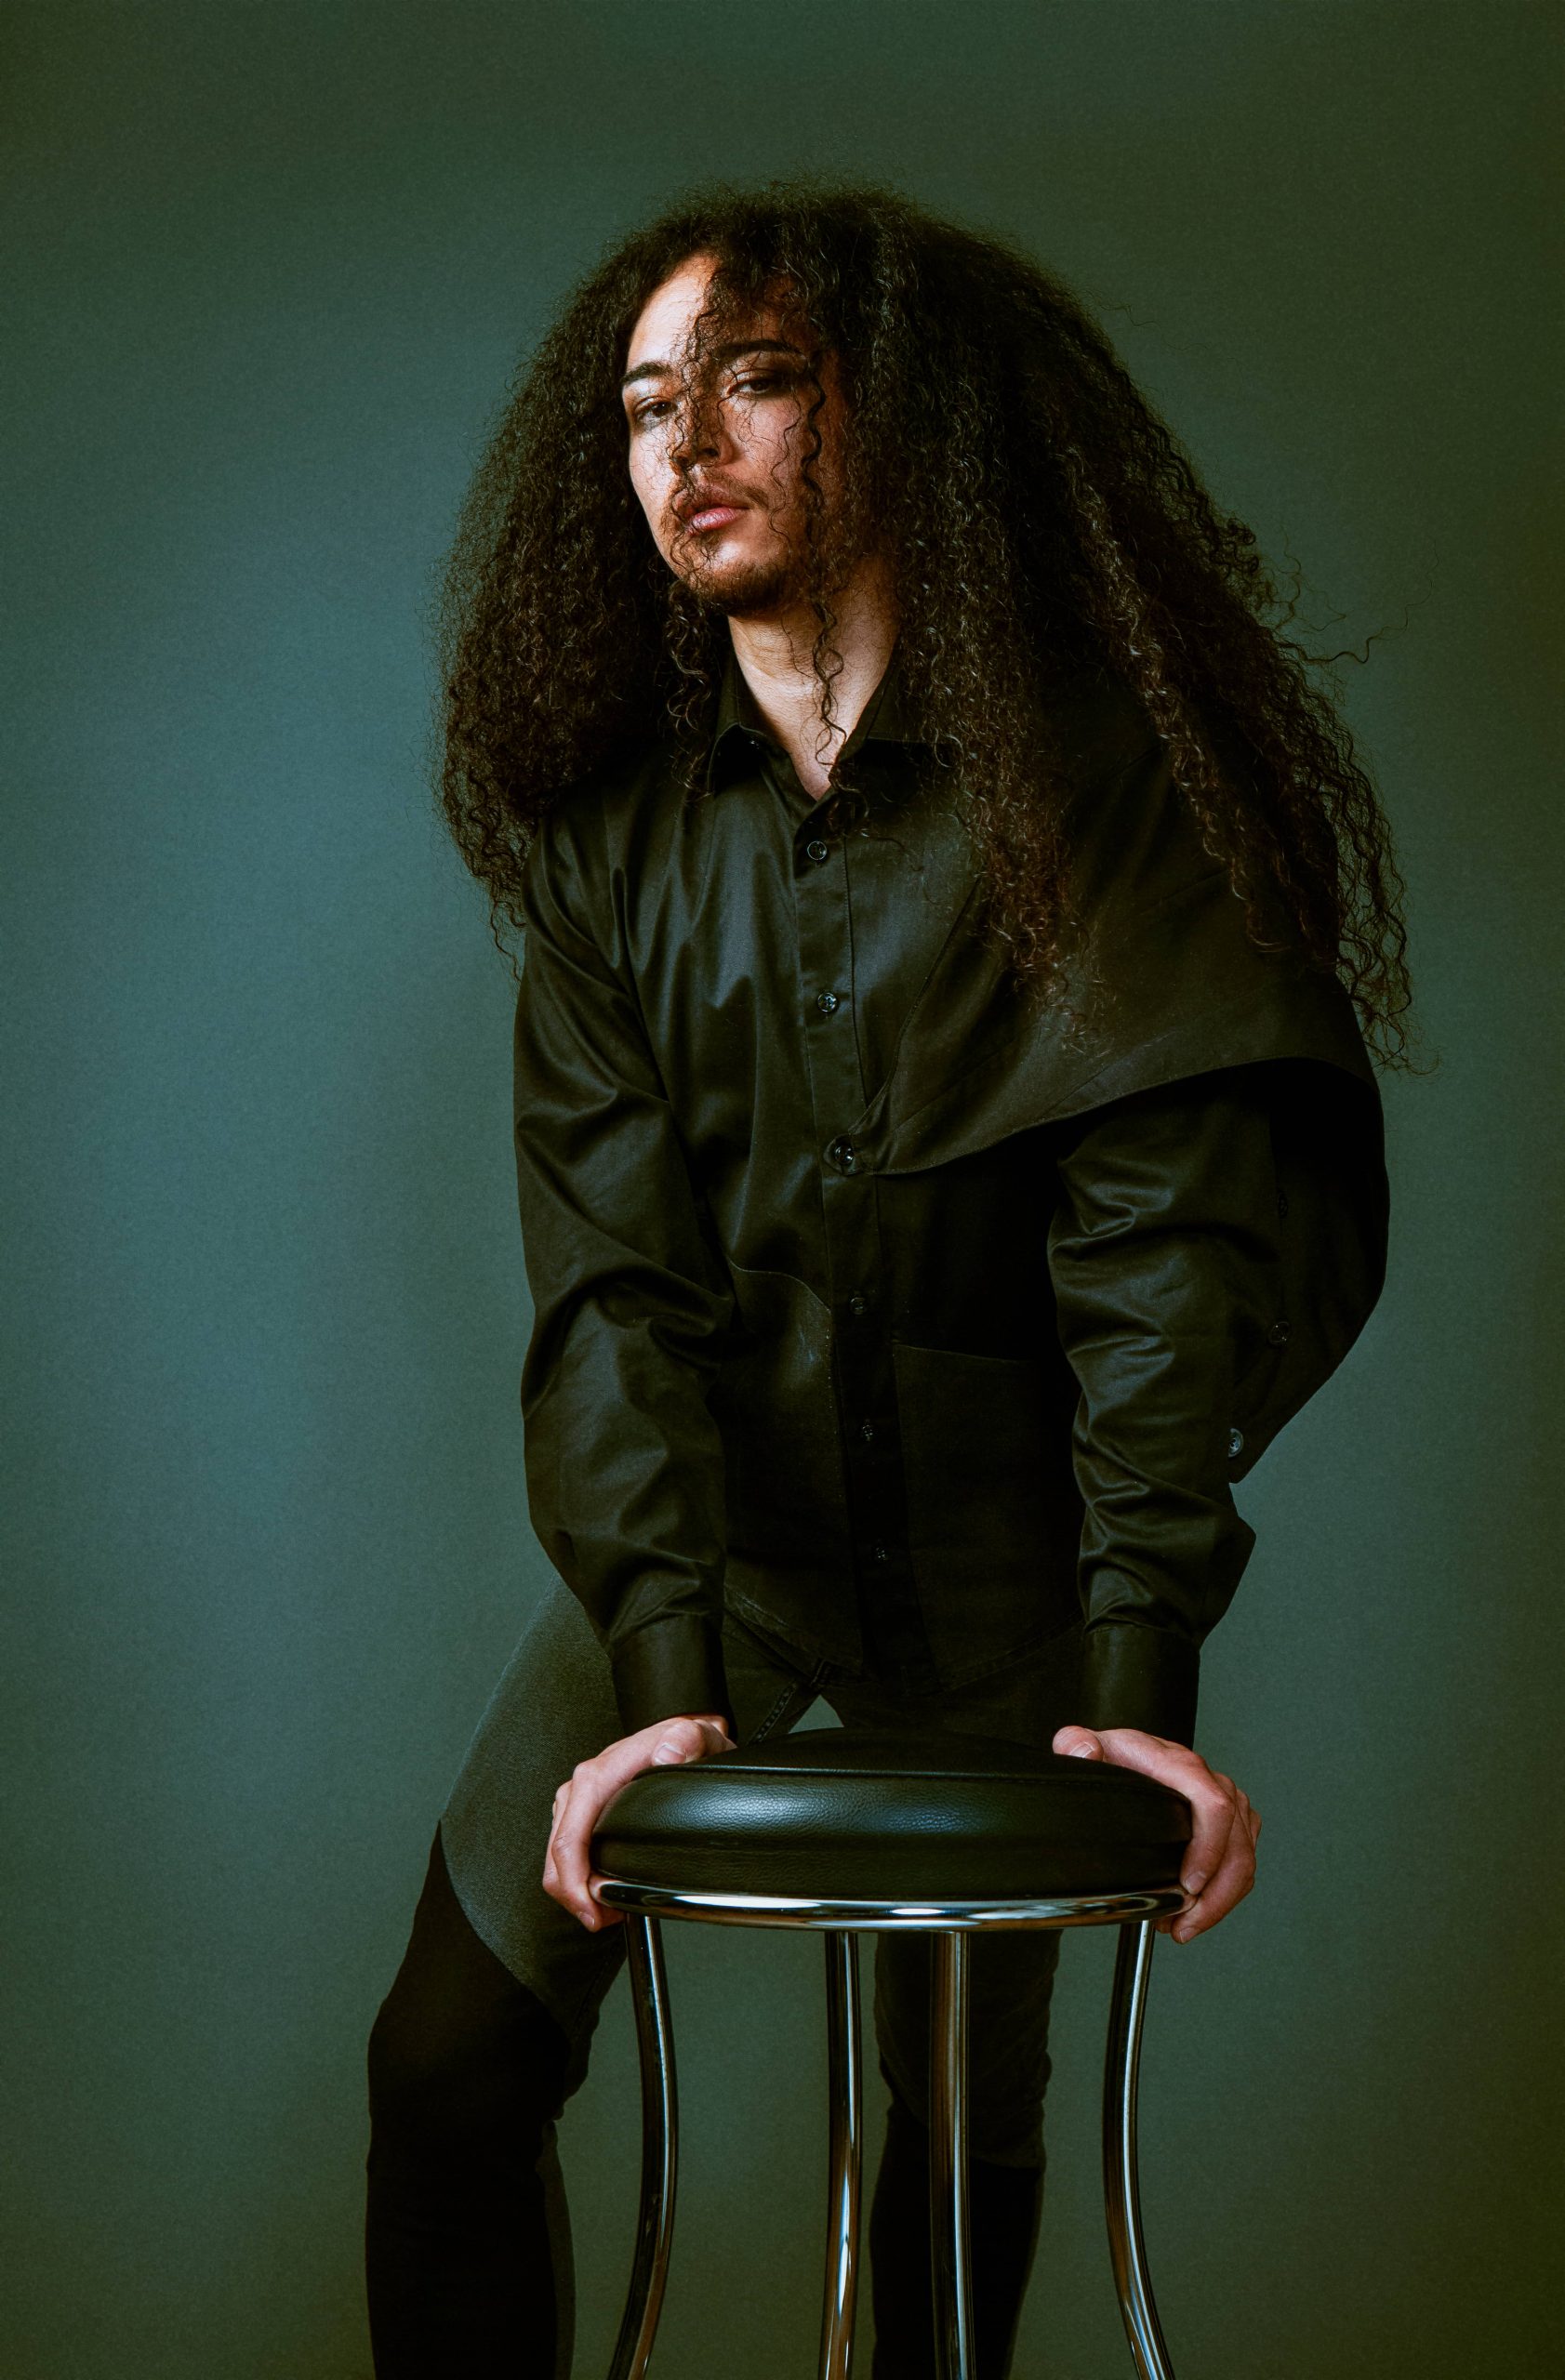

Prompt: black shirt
[511,643,1387,1744]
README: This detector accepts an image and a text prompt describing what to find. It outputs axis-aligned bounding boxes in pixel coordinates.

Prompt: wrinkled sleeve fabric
[1046,1069,1288,1746]
[512,810,736,1739]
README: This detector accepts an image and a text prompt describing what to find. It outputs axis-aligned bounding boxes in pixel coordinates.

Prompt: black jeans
[365,1593,1080,2375]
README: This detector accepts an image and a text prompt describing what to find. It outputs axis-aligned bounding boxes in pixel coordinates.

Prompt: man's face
[621,251,848,617]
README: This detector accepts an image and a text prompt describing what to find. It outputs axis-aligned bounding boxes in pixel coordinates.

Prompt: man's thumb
[1054,1725,1105,1761]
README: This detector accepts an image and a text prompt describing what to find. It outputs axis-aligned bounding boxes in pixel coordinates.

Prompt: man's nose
[670,389,723,463]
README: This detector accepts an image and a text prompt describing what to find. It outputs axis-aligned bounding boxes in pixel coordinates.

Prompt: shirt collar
[702,639,921,795]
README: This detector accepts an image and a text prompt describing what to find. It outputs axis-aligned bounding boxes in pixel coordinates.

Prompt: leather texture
[592,1730,1191,1901]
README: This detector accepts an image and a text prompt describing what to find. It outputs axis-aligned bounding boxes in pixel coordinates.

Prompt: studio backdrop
[3,5,1558,2374]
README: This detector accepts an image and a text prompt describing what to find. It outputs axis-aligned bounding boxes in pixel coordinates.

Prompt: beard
[670,537,799,619]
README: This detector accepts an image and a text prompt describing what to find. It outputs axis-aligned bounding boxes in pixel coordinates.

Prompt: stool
[591,1729,1192,2379]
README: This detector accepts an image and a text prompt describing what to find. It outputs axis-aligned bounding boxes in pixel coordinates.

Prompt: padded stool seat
[595,1730,1191,1902]
[592,1729,1194,2380]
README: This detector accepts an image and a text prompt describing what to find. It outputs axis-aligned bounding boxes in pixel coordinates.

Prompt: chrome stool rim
[594,1879,1187,1929]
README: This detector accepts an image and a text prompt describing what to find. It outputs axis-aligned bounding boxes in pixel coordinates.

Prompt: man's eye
[733,373,791,397]
[630,400,675,425]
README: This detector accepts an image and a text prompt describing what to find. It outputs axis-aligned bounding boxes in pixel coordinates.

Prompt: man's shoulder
[1046,659,1163,790]
[529,731,686,876]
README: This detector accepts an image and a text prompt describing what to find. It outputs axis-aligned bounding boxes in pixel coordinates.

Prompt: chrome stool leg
[929,1930,975,2379]
[608,1916,679,2380]
[819,1931,863,2377]
[1103,1920,1176,2380]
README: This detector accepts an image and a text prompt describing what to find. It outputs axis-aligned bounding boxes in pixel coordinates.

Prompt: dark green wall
[4,4,1558,2372]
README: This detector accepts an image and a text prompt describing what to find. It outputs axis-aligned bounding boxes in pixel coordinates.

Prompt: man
[365,185,1403,2378]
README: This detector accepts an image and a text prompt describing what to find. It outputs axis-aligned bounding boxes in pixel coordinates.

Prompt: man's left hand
[1052,1725,1261,1943]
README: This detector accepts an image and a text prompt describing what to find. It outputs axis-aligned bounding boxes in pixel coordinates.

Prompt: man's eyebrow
[619,338,805,392]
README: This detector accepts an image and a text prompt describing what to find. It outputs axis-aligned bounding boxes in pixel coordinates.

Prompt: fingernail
[1183,1870,1208,1895]
[652,1745,684,1764]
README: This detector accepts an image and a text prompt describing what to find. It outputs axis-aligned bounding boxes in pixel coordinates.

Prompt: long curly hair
[438,179,1412,1063]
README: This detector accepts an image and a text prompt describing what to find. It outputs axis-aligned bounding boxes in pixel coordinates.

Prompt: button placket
[789,816,929,1671]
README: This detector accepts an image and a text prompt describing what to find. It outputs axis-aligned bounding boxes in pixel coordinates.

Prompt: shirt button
[805,839,830,865]
[816,990,841,1014]
[1227,1427,1245,1460]
[871,1542,889,1564]
[847,1291,869,1317]
[827,1136,857,1173]
[860,1421,876,1444]
[1267,1319,1292,1347]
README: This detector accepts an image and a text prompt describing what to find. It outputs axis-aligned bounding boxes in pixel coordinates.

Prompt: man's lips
[675,494,748,533]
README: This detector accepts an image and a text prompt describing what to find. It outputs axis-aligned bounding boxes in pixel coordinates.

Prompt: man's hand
[544,1713,736,1931]
[1052,1724,1261,1944]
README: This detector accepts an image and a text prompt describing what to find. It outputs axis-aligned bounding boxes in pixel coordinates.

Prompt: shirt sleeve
[511,812,736,1738]
[1046,1069,1289,1745]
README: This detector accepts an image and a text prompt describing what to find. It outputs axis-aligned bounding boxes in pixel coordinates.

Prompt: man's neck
[726,555,898,800]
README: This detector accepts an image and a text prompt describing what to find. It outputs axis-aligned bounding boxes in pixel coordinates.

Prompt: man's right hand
[543,1712,736,1930]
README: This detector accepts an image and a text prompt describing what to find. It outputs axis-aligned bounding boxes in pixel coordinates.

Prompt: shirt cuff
[610,1613,736,1738]
[1077,1622,1200,1747]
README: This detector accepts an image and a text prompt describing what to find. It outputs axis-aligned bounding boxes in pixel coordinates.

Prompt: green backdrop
[4,4,1558,2373]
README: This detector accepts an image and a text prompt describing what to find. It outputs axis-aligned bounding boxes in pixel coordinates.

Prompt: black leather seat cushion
[593,1731,1191,1902]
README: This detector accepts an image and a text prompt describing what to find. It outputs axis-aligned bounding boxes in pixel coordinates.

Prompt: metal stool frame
[593,1878,1187,2380]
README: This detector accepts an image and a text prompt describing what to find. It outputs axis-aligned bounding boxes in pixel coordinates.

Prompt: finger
[1050,1724,1232,1898]
[585,1717,732,1920]
[1227,1790,1260,1856]
[1168,1770,1241,1896]
[649,1715,735,1765]
[1053,1725,1105,1760]
[1086,1732,1234,1894]
[554,1718,733,1928]
[550,1759,617,1926]
[1172,1804,1257,1942]
[542,1779,577,1909]
[542,1781,567,1885]
[579,1718,732,1921]
[1179,1788,1243,1902]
